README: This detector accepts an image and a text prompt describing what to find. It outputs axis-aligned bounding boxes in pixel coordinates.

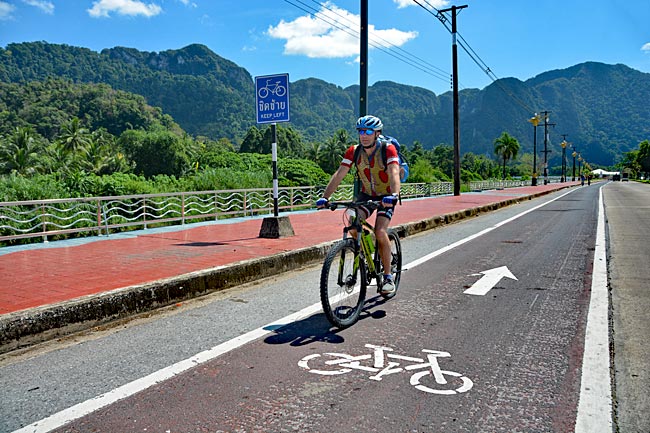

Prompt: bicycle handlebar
[323,200,381,212]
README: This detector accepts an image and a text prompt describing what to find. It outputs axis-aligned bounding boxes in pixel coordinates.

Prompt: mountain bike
[319,201,402,329]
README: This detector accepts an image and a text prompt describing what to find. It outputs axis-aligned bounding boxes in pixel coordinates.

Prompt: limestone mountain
[2,41,649,166]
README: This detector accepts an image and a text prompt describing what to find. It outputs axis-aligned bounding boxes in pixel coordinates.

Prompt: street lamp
[578,154,583,179]
[572,150,577,181]
[560,140,567,182]
[541,112,554,185]
[528,113,540,186]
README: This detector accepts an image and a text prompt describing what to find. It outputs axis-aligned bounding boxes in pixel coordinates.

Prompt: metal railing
[0,180,532,244]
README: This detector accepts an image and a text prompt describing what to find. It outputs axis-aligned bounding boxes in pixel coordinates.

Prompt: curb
[0,187,566,354]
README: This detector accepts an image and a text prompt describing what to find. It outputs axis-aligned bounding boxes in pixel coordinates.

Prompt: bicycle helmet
[356,115,383,131]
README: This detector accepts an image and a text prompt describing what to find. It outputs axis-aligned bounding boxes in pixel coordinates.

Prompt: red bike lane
[0,185,567,315]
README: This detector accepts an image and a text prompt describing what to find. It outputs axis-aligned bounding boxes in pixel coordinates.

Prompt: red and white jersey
[341,141,399,196]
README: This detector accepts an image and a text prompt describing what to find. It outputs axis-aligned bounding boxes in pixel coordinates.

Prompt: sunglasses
[357,129,375,136]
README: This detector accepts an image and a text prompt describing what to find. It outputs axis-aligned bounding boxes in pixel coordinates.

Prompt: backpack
[353,135,409,183]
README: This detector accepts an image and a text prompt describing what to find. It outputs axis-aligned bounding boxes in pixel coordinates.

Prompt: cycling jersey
[341,141,399,197]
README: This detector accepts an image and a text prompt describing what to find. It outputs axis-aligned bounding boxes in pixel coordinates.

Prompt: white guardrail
[0,180,532,244]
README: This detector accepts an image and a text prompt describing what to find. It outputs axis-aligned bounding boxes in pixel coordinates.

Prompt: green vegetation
[4,41,647,202]
[0,75,534,202]
[619,139,650,180]
[494,132,521,180]
[2,42,649,168]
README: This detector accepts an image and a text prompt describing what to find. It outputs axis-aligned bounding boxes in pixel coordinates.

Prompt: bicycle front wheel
[320,239,367,329]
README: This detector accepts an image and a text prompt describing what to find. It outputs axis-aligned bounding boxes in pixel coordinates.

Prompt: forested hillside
[2,41,650,166]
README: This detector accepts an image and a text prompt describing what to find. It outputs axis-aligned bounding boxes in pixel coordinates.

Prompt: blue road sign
[255,73,290,124]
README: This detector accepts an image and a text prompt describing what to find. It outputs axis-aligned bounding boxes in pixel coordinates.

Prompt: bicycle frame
[342,210,377,274]
[332,201,382,281]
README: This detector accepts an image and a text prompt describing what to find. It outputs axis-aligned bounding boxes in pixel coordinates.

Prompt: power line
[282,0,451,84]
[411,0,536,113]
[288,0,450,81]
[283,0,538,113]
[310,0,449,78]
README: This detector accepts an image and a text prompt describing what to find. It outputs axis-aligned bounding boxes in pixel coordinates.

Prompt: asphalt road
[604,181,650,433]
[1,182,647,433]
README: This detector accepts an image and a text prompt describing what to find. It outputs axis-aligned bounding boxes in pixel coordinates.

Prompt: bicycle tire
[320,239,367,329]
[379,229,402,300]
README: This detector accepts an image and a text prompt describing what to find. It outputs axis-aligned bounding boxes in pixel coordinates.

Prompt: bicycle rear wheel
[320,239,367,329]
[379,230,402,300]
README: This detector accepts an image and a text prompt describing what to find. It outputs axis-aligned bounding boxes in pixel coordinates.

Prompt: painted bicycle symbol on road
[298,344,473,395]
[257,79,287,99]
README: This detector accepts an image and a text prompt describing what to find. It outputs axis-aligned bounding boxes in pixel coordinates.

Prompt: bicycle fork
[336,243,363,288]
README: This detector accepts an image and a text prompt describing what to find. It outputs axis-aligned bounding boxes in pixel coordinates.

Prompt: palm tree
[57,117,92,155]
[304,142,320,163]
[494,132,520,180]
[319,129,353,173]
[0,127,44,175]
[81,130,119,175]
[43,142,72,174]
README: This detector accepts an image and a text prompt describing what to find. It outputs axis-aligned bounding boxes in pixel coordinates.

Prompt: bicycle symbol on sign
[298,344,473,395]
[258,79,287,99]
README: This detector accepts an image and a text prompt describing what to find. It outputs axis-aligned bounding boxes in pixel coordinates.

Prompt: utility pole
[439,4,467,196]
[359,0,368,117]
[540,111,555,184]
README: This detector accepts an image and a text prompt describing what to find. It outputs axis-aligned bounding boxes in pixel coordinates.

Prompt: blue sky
[1,0,649,97]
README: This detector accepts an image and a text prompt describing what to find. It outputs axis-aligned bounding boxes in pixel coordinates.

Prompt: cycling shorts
[356,192,395,221]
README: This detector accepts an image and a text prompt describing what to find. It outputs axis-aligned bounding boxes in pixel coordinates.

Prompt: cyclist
[316,115,401,295]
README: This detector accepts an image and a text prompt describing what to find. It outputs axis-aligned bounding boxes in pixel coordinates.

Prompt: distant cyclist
[316,115,401,295]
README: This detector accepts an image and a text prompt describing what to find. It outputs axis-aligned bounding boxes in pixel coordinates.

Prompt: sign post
[255,73,294,239]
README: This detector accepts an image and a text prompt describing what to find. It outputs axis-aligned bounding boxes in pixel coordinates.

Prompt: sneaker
[381,276,396,295]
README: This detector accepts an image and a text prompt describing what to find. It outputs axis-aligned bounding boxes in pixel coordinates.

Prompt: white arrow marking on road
[464,266,518,296]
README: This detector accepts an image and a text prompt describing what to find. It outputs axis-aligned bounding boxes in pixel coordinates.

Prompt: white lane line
[574,185,613,432]
[406,188,575,270]
[13,303,323,433]
[17,187,601,433]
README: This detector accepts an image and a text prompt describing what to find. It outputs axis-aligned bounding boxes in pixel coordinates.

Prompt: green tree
[430,144,454,178]
[0,126,45,175]
[81,129,131,175]
[409,158,437,183]
[118,128,193,177]
[319,129,351,173]
[304,142,320,163]
[239,125,305,157]
[57,117,92,155]
[43,142,71,175]
[239,126,264,154]
[461,152,499,180]
[494,132,520,180]
[637,139,650,176]
[405,140,426,166]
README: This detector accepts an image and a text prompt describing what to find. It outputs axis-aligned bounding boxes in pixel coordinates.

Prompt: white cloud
[642,43,650,53]
[267,2,417,59]
[88,0,162,18]
[393,0,449,9]
[22,0,54,14]
[0,1,16,20]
